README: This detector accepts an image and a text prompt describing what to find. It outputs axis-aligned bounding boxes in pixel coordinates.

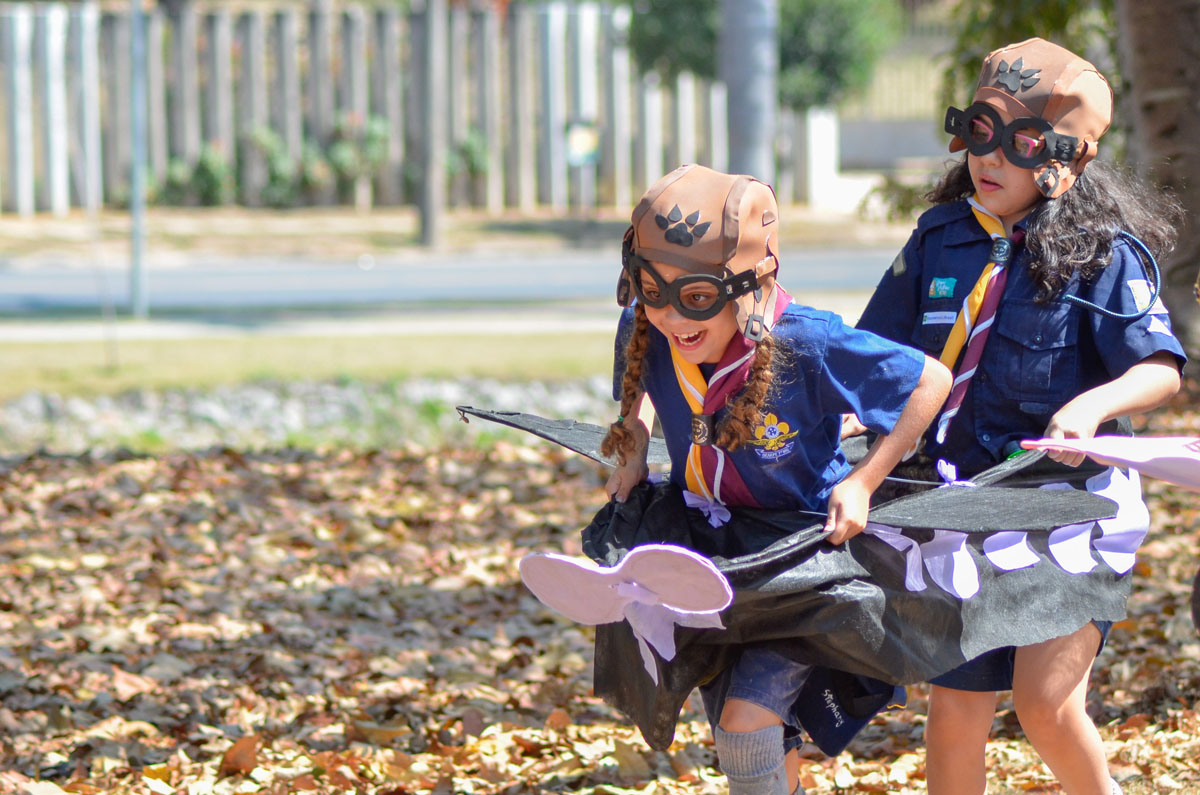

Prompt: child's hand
[1043,399,1104,467]
[605,420,650,503]
[824,476,871,544]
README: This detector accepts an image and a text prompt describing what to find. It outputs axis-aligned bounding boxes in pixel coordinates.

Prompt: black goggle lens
[621,248,757,321]
[946,103,1076,169]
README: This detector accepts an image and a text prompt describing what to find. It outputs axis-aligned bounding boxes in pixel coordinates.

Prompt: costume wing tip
[456,405,671,468]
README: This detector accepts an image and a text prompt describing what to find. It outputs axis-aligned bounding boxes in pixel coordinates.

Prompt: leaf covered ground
[1,398,1198,795]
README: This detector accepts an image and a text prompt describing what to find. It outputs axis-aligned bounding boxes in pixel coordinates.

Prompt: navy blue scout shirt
[857,200,1187,475]
[613,302,926,513]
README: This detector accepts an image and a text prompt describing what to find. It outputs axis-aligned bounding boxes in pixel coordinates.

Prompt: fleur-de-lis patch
[656,204,711,247]
[994,57,1041,93]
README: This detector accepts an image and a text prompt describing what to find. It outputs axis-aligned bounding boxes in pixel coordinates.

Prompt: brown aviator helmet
[617,164,782,341]
[946,37,1113,199]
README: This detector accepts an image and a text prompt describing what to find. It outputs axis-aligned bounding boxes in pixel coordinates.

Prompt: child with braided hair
[597,164,951,795]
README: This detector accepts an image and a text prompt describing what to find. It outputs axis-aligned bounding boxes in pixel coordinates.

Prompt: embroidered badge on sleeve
[1127,279,1168,315]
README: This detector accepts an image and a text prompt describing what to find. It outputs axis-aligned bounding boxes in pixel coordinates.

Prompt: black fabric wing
[585,480,1129,751]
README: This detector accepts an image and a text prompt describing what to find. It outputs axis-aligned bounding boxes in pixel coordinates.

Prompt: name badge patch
[929,277,957,298]
[923,311,958,325]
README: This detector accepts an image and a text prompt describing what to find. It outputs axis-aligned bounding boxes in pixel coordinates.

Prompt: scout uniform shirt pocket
[986,299,1080,410]
[911,299,961,355]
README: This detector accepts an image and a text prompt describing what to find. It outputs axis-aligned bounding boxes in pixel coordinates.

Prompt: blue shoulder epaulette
[914,200,973,236]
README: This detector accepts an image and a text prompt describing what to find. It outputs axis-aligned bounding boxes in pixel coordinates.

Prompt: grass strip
[0,331,614,399]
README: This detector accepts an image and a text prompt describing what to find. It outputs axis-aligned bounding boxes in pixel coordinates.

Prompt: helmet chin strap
[1035,165,1061,197]
[740,256,780,341]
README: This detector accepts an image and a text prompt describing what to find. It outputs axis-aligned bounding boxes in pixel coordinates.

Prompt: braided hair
[601,304,651,466]
[600,304,779,463]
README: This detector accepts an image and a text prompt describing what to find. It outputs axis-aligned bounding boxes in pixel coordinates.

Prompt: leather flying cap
[949,37,1113,198]
[628,164,782,339]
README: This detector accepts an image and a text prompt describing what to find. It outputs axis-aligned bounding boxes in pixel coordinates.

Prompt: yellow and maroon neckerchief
[935,197,1021,443]
[668,286,793,507]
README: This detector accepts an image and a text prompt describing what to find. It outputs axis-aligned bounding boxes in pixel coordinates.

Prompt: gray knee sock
[713,724,788,795]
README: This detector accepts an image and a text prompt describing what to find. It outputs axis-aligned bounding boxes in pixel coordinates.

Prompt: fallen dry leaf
[217,734,260,778]
[0,397,1194,795]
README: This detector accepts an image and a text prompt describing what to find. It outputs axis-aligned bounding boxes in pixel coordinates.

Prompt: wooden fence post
[168,0,201,165]
[100,10,131,202]
[796,107,840,208]
[775,107,797,204]
[145,7,167,181]
[446,4,469,207]
[405,2,425,188]
[418,0,447,246]
[705,80,728,173]
[36,3,70,216]
[307,0,334,145]
[307,0,335,204]
[371,7,404,205]
[567,2,599,211]
[635,71,663,195]
[340,6,368,119]
[672,71,697,168]
[601,4,632,210]
[236,10,267,206]
[2,3,35,215]
[68,1,102,210]
[202,8,234,159]
[271,9,302,162]
[471,2,502,213]
[505,1,535,211]
[537,2,567,211]
[340,5,370,210]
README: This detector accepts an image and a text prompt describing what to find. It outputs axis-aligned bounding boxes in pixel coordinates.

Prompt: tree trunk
[718,0,777,184]
[1115,0,1200,373]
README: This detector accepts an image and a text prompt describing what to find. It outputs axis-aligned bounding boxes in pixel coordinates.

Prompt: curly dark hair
[926,158,1183,300]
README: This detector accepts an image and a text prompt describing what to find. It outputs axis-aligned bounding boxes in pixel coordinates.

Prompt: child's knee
[1012,687,1076,733]
[927,687,998,736]
[719,698,784,733]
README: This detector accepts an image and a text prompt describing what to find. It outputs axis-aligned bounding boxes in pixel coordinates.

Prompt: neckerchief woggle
[934,197,1019,443]
[669,285,792,514]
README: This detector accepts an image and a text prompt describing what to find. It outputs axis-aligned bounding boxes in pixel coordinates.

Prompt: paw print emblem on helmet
[656,204,712,247]
[993,57,1041,93]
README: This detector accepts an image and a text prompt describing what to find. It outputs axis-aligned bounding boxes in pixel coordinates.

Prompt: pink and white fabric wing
[1023,436,1200,491]
[519,544,733,683]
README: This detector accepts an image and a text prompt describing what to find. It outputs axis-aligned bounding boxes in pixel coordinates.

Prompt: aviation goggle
[619,241,762,321]
[945,102,1080,169]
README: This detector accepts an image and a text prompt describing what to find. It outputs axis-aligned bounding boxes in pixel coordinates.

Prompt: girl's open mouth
[978,175,1002,191]
[674,330,706,349]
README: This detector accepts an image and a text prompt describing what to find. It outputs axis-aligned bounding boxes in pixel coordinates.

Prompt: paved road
[0,246,896,312]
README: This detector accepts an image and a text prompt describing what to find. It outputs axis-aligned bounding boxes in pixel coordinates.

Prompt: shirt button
[982,433,991,441]
[1033,333,1044,344]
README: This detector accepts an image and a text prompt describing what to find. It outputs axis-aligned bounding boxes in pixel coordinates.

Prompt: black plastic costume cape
[457,407,1127,752]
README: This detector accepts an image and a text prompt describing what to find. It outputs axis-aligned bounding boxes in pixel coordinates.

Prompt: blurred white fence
[0,0,735,216]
